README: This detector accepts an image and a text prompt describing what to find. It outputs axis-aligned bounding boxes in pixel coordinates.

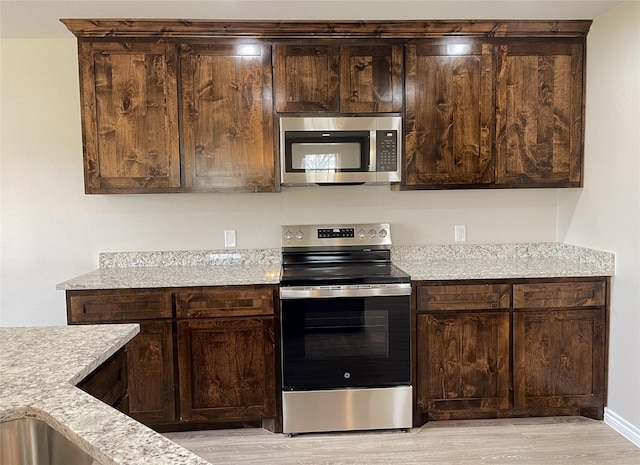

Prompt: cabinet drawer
[416,284,511,312]
[175,285,276,318]
[513,281,605,309]
[67,290,172,322]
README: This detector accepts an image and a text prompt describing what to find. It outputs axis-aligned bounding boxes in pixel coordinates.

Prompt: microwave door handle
[370,132,377,172]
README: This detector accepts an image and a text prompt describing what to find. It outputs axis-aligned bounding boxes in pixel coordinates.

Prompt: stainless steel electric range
[279,223,412,436]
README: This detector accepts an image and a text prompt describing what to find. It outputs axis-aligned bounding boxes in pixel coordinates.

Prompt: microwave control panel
[376,130,398,171]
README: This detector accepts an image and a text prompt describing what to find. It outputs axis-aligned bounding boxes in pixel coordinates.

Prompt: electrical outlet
[224,229,237,248]
[454,224,466,243]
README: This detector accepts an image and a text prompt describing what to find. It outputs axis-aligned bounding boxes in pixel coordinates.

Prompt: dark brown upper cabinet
[404,40,494,188]
[179,43,276,192]
[274,43,403,113]
[62,20,591,193]
[402,38,586,189]
[77,41,181,193]
[495,40,584,187]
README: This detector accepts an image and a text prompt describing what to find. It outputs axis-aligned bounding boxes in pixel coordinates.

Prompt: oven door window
[281,296,410,390]
[284,131,370,173]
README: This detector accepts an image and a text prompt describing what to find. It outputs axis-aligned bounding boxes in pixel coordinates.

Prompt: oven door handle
[280,283,411,299]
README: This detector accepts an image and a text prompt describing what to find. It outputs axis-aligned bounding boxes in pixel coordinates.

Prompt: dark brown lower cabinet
[66,285,278,431]
[78,348,129,412]
[177,318,276,422]
[513,308,605,416]
[67,289,176,426]
[417,312,510,415]
[414,278,608,424]
[126,321,176,424]
[78,321,176,425]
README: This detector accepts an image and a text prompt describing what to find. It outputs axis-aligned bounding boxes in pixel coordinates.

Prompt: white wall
[557,0,640,433]
[0,37,559,327]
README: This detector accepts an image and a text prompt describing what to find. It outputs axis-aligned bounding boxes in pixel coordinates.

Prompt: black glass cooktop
[280,263,411,286]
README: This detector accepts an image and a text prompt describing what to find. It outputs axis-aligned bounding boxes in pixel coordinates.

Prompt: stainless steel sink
[0,417,95,465]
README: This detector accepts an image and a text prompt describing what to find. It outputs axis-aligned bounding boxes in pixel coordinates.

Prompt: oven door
[280,293,411,390]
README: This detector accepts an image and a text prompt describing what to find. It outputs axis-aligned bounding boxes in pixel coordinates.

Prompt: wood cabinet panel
[126,321,176,424]
[63,19,593,40]
[78,41,180,193]
[274,44,340,112]
[513,309,605,413]
[495,41,584,187]
[274,43,402,113]
[67,289,172,322]
[404,41,494,187]
[416,283,511,312]
[67,289,176,427]
[180,43,276,191]
[513,281,605,309]
[415,278,608,422]
[340,45,403,113]
[175,285,275,318]
[417,312,510,412]
[177,318,276,422]
[78,348,128,411]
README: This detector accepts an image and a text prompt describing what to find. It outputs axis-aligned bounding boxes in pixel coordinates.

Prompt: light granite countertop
[392,242,615,280]
[56,243,614,291]
[0,325,210,465]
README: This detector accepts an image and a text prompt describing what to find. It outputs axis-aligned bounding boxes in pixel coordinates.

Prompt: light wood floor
[165,416,640,464]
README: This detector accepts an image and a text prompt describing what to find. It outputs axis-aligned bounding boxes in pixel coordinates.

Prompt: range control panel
[282,224,391,247]
[317,227,355,238]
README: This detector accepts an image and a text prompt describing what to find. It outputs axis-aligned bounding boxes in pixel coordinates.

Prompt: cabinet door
[126,321,176,425]
[513,309,605,413]
[340,45,403,113]
[78,42,180,193]
[512,280,606,415]
[404,41,494,188]
[417,311,510,413]
[495,40,584,186]
[180,43,276,191]
[274,44,340,112]
[177,317,276,422]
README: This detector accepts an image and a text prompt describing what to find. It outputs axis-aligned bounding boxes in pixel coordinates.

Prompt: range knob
[295,230,304,240]
[379,228,388,238]
[284,230,294,241]
[368,229,377,239]
[357,228,366,239]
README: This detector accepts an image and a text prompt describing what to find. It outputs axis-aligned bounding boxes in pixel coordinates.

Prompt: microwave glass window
[292,142,362,171]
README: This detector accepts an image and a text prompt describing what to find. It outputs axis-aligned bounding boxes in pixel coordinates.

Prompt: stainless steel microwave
[280,116,402,185]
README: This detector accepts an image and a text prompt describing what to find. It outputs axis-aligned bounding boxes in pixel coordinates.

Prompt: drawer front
[416,284,511,312]
[513,281,606,309]
[68,290,172,322]
[175,285,276,318]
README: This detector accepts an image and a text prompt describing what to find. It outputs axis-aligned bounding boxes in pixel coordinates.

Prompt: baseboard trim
[604,407,640,448]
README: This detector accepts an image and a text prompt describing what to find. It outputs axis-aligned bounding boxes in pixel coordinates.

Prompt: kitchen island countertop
[0,324,210,465]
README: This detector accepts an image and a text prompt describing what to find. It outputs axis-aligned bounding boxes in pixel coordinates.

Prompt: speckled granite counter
[57,249,281,290]
[56,243,614,291]
[0,325,210,465]
[392,242,615,280]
